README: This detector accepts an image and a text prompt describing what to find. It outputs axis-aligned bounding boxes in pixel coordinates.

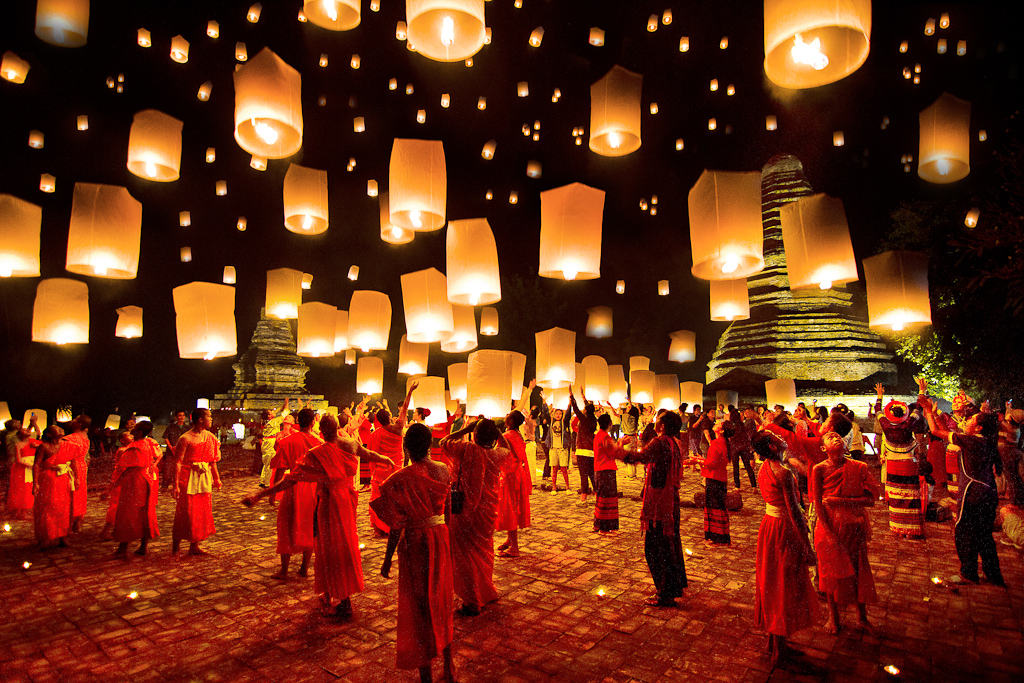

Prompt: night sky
[0,1,1020,421]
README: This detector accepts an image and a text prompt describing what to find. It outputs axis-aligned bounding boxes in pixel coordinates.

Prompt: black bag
[450,458,465,514]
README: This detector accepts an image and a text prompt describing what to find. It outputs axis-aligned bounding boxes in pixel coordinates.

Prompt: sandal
[497,549,520,558]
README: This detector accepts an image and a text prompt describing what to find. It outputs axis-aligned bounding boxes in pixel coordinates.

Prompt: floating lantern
[589,65,642,156]
[589,27,605,46]
[1,52,29,83]
[283,164,328,235]
[535,327,575,388]
[235,42,248,61]
[33,279,89,344]
[39,174,55,193]
[207,20,219,37]
[179,247,192,263]
[75,115,89,131]
[389,138,446,231]
[484,28,491,44]
[170,35,189,63]
[658,280,670,296]
[571,362,587,398]
[301,273,313,290]
[223,266,236,284]
[441,305,477,353]
[401,267,455,343]
[480,307,498,335]
[582,355,609,401]
[115,305,142,339]
[529,27,544,47]
[304,0,360,30]
[441,93,450,108]
[349,290,391,351]
[0,194,42,277]
[675,138,684,150]
[937,39,947,54]
[398,335,429,374]
[247,3,262,22]
[265,267,303,319]
[406,0,485,62]
[655,374,680,410]
[780,194,858,290]
[378,192,414,245]
[680,381,703,409]
[137,28,151,47]
[348,265,359,281]
[957,40,966,56]
[630,370,655,404]
[54,407,72,423]
[539,183,605,280]
[727,84,736,96]
[297,302,338,357]
[446,218,501,306]
[526,161,542,178]
[663,10,673,24]
[924,18,935,35]
[508,352,528,402]
[509,191,518,204]
[647,14,658,32]
[586,306,613,338]
[833,131,845,146]
[939,12,949,29]
[481,140,496,159]
[710,79,719,92]
[467,350,512,417]
[127,109,183,182]
[448,362,468,401]
[236,217,247,231]
[0,403,9,426]
[708,118,717,131]
[215,181,227,196]
[345,349,356,364]
[411,376,447,424]
[356,356,384,394]
[249,155,267,171]
[604,365,625,405]
[234,48,303,159]
[333,310,349,352]
[206,148,216,163]
[28,131,44,149]
[65,183,142,279]
[720,36,729,49]
[863,250,931,331]
[710,278,750,321]
[198,81,212,101]
[679,36,690,51]
[964,208,980,228]
[35,0,89,47]
[352,117,366,134]
[517,82,529,97]
[614,280,625,295]
[765,378,797,413]
[688,170,764,280]
[669,330,696,362]
[416,110,426,124]
[918,92,971,184]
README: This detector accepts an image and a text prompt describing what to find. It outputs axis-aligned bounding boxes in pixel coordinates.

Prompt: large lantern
[582,355,609,401]
[389,139,446,231]
[586,306,613,338]
[334,309,349,352]
[348,290,392,351]
[571,363,587,399]
[780,193,858,290]
[669,330,696,362]
[265,267,303,319]
[411,376,448,425]
[296,302,338,357]
[126,109,183,182]
[399,335,429,375]
[679,381,703,409]
[65,183,142,279]
[32,278,89,344]
[0,403,10,423]
[608,365,628,405]
[539,182,604,280]
[765,378,798,412]
[630,370,655,404]
[283,164,328,234]
[689,170,764,280]
[629,356,650,374]
[710,278,750,321]
[441,305,477,353]
[115,305,142,338]
[172,282,236,359]
[535,327,575,388]
[448,362,468,401]
[356,356,384,394]
[406,0,486,63]
[918,93,971,184]
[25,410,49,431]
[35,0,89,47]
[863,251,931,331]
[655,374,680,410]
[480,307,498,335]
[507,351,527,402]
[446,218,501,305]
[466,349,512,417]
[379,192,414,245]
[763,0,871,89]
[402,268,454,343]
[303,0,360,30]
[0,194,41,277]
[233,48,303,159]
[589,65,642,156]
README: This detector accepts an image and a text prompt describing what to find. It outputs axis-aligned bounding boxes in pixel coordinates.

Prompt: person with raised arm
[568,386,598,504]
[368,384,417,536]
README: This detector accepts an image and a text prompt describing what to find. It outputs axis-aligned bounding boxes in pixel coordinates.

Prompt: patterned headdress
[883,399,910,424]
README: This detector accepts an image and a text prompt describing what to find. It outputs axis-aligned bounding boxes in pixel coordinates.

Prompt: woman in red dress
[8,428,38,519]
[112,422,162,558]
[497,410,530,557]
[32,425,73,550]
[701,419,734,545]
[369,385,415,536]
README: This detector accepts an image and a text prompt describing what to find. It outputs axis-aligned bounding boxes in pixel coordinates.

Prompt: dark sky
[1,1,1020,421]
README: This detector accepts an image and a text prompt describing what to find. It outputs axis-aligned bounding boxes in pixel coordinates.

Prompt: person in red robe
[369,385,416,535]
[244,414,396,620]
[63,416,91,532]
[701,419,734,545]
[32,425,74,550]
[100,432,133,540]
[439,417,512,616]
[172,408,222,555]
[496,410,530,558]
[373,424,456,683]
[112,421,162,558]
[269,408,323,578]
[8,428,38,519]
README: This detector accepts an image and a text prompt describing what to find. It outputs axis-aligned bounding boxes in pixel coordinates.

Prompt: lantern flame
[935,158,951,176]
[791,34,829,71]
[410,211,423,229]
[203,350,216,360]
[302,215,313,231]
[391,226,403,239]
[819,281,832,290]
[0,263,12,278]
[324,0,338,21]
[440,16,455,47]
[144,161,157,178]
[607,131,622,149]
[252,120,278,145]
[721,255,740,274]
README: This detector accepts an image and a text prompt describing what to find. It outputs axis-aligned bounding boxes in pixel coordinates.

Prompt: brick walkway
[2,458,1023,683]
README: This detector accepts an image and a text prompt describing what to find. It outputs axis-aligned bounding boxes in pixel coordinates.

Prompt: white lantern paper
[126,109,182,182]
[448,362,468,401]
[918,92,971,184]
[2,52,30,83]
[679,382,703,409]
[32,278,89,344]
[399,335,430,374]
[0,194,42,277]
[654,374,680,410]
[446,218,501,305]
[781,193,859,290]
[233,48,303,159]
[334,309,349,352]
[223,266,236,284]
[283,164,329,234]
[507,352,527,402]
[586,306,613,338]
[535,327,575,388]
[608,365,627,405]
[35,0,89,47]
[629,356,650,374]
[402,267,455,343]
[406,0,486,62]
[296,302,338,357]
[688,170,764,280]
[348,290,392,351]
[539,183,605,280]
[65,183,142,279]
[304,0,360,30]
[357,356,384,394]
[669,330,696,362]
[412,376,448,425]
[765,378,798,413]
[582,355,609,401]
[630,370,655,404]
[389,139,447,231]
[115,305,143,338]
[466,349,512,418]
[172,282,236,359]
[589,65,643,156]
[441,305,477,353]
[265,267,303,319]
[480,307,498,335]
[863,250,932,331]
[710,278,750,321]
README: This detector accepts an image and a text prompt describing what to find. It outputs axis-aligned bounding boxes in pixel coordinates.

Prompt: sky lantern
[137,28,151,47]
[679,381,703,409]
[446,218,501,305]
[379,192,414,245]
[334,309,349,352]
[964,208,980,228]
[781,193,859,290]
[863,250,932,332]
[24,409,49,431]
[448,362,468,401]
[233,48,303,159]
[77,115,88,130]
[582,355,609,401]
[172,282,236,359]
[179,247,192,263]
[304,0,360,30]
[0,403,9,424]
[179,211,191,226]
[344,349,356,364]
[669,330,696,362]
[348,265,359,280]
[441,304,477,353]
[629,356,650,374]
[126,109,183,182]
[114,305,142,339]
[399,335,429,374]
[222,266,236,284]
[765,378,798,412]
[65,183,142,279]
[918,93,971,184]
[296,302,338,357]
[589,65,642,156]
[655,374,680,410]
[35,0,89,47]
[507,351,528,402]
[197,81,212,101]
[616,280,625,294]
[301,273,313,290]
[480,306,498,335]
[2,52,30,83]
[539,182,604,280]
[658,280,670,295]
[630,369,655,404]
[535,327,575,388]
[170,35,189,63]
[283,163,329,234]
[265,267,303,319]
[763,0,871,89]
[0,194,42,277]
[529,27,544,47]
[467,349,512,417]
[389,139,446,231]
[28,131,44,149]
[710,278,750,321]
[356,356,384,394]
[32,278,89,344]
[571,362,587,398]
[39,174,56,193]
[608,365,627,405]
[406,0,485,62]
[688,170,764,280]
[401,267,455,343]
[586,306,613,338]
[411,376,448,424]
[348,290,392,351]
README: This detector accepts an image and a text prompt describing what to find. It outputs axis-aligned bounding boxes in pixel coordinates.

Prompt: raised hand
[874,383,885,397]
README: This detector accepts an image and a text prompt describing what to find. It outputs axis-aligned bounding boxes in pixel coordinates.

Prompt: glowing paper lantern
[918,93,971,184]
[0,194,42,277]
[25,410,49,431]
[763,0,871,89]
[207,20,219,37]
[233,48,303,159]
[35,0,89,47]
[137,28,151,47]
[964,208,980,228]
[0,403,10,424]
[399,335,429,374]
[303,0,360,30]
[283,164,329,234]
[765,378,797,412]
[197,81,212,101]
[301,273,313,290]
[39,174,55,193]
[172,282,236,359]
[126,109,183,182]
[630,356,650,374]
[334,310,349,352]
[539,183,605,280]
[658,280,670,296]
[345,349,356,365]
[235,42,248,61]
[356,357,384,394]
[863,251,931,331]
[586,306,613,338]
[32,278,89,344]
[297,302,338,357]
[615,280,625,294]
[178,211,191,227]
[1,52,30,83]
[223,266,236,284]
[630,370,655,404]
[379,192,414,245]
[446,218,501,305]
[389,139,446,231]
[216,181,227,195]
[481,140,496,159]
[680,381,703,409]
[367,179,378,196]
[669,330,696,362]
[115,305,143,338]
[710,278,750,321]
[170,35,189,63]
[247,3,262,22]
[412,376,447,425]
[348,266,359,280]
[832,131,845,147]
[589,65,643,156]
[441,305,477,353]
[529,27,544,47]
[77,115,88,130]
[65,183,142,279]
[448,362,468,401]
[655,374,680,410]
[582,355,609,401]
[28,131,44,149]
[348,290,392,351]
[406,0,486,62]
[466,350,512,417]
[608,365,627,405]
[589,28,605,46]
[480,307,498,335]
[401,268,455,343]
[535,327,575,389]
[265,268,303,319]
[571,362,587,398]
[766,115,778,130]
[780,193,858,290]
[688,170,764,280]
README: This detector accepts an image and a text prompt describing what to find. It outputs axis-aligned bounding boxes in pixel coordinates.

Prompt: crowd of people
[3,378,1021,679]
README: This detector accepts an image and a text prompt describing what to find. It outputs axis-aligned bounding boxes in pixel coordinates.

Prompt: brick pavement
[2,458,1023,683]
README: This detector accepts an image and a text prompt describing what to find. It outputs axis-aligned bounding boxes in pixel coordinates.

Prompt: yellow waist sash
[186,462,213,494]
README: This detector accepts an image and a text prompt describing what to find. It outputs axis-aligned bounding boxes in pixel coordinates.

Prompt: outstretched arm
[515,379,536,414]
[393,383,417,431]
